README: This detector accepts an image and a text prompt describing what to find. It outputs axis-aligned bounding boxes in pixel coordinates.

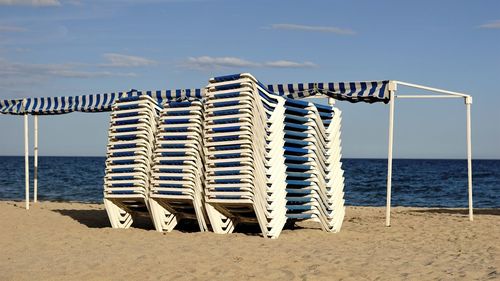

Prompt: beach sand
[0,201,498,280]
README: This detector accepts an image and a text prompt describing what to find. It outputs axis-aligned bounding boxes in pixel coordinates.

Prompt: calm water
[0,156,498,207]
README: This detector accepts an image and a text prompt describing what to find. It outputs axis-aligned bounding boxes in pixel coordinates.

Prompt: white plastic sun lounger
[283,98,346,232]
[100,72,347,236]
[148,98,209,232]
[104,94,160,229]
[203,73,287,239]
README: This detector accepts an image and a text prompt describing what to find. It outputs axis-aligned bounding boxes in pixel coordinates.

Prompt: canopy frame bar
[34,115,38,203]
[23,99,29,210]
[395,81,470,98]
[396,95,462,99]
[23,112,39,209]
[386,89,395,226]
[384,81,473,226]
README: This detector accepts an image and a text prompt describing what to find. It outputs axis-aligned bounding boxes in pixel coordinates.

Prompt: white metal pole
[466,97,473,221]
[394,81,469,98]
[24,112,29,210]
[395,95,461,99]
[34,115,38,203]
[386,90,396,227]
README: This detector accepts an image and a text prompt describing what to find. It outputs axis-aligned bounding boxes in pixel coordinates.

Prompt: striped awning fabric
[0,99,24,114]
[0,77,390,115]
[267,81,390,103]
[0,89,203,115]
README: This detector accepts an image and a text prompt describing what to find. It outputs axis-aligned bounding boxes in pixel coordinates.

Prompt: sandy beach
[0,201,498,281]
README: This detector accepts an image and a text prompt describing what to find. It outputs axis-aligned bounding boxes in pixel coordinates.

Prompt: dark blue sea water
[0,156,498,207]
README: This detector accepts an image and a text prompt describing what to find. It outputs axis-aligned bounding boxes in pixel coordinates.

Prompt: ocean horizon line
[0,155,498,161]
[2,199,499,210]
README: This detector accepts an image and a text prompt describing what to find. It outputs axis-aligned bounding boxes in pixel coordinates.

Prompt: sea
[0,156,498,208]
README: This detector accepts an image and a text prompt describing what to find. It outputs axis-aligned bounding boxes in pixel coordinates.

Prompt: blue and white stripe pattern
[267,81,390,103]
[0,79,389,115]
[0,89,203,115]
[0,99,23,114]
[24,93,122,114]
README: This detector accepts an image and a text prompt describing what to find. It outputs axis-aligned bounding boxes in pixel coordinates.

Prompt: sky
[0,0,499,159]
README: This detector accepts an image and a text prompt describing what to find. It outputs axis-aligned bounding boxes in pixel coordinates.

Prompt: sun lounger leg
[148,198,179,232]
[205,203,235,234]
[104,198,134,228]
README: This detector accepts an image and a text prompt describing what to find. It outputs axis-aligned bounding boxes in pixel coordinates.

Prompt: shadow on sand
[410,208,500,216]
[52,208,295,236]
[53,209,154,230]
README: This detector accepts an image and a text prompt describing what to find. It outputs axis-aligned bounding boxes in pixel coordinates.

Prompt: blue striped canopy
[0,78,390,115]
[0,89,203,115]
[267,81,390,103]
[0,99,24,115]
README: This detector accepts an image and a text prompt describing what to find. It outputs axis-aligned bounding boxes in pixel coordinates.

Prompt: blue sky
[0,0,499,158]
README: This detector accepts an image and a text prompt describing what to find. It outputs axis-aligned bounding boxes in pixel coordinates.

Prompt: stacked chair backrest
[103,95,160,228]
[283,98,345,232]
[148,98,209,232]
[203,73,288,239]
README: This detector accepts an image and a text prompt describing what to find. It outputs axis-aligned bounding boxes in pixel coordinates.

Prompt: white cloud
[49,69,136,78]
[65,0,81,5]
[479,20,500,29]
[0,0,61,6]
[101,53,157,67]
[182,56,317,70]
[183,56,259,70]
[0,58,137,98]
[0,58,136,79]
[264,60,317,68]
[0,25,27,32]
[270,23,355,35]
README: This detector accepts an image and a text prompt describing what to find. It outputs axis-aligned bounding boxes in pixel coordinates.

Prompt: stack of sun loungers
[283,98,345,232]
[101,73,346,237]
[103,95,160,228]
[148,98,209,232]
[203,73,288,239]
